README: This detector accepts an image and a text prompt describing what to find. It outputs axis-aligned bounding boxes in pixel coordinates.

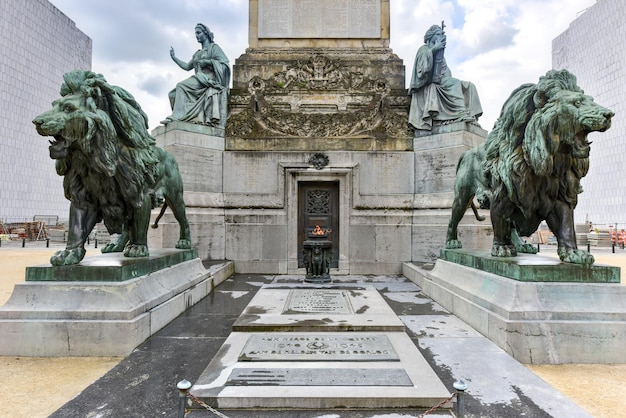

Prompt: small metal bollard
[587,242,591,252]
[46,238,50,248]
[95,239,98,249]
[536,243,540,252]
[453,380,468,418]
[22,238,26,248]
[177,379,192,418]
[612,243,616,254]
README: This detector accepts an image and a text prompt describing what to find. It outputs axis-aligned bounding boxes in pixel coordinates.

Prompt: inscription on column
[260,0,290,37]
[258,0,381,38]
[321,0,348,37]
[283,289,353,314]
[240,334,400,361]
[352,0,378,31]
[292,0,318,37]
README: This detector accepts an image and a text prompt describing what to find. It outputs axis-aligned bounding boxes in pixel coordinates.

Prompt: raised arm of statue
[169,47,193,72]
[162,23,231,129]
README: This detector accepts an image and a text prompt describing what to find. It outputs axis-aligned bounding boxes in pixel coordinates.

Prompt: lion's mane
[483,70,591,223]
[445,69,612,264]
[55,71,160,233]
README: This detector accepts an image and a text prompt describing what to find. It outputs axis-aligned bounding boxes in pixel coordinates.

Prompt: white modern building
[553,0,625,229]
[0,0,91,224]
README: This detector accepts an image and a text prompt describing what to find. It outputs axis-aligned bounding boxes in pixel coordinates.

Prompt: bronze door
[298,181,339,268]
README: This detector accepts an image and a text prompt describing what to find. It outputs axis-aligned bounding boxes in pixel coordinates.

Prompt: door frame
[284,164,354,275]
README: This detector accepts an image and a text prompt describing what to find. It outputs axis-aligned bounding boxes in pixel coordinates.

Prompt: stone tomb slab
[191,332,451,409]
[239,333,399,361]
[232,285,405,332]
[283,288,353,314]
[226,368,412,386]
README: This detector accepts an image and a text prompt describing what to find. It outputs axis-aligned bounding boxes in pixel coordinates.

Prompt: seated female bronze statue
[162,23,230,127]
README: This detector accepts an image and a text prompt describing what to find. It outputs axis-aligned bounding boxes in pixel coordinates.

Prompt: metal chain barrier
[185,392,456,418]
[177,379,467,418]
[187,392,231,418]
[418,392,456,417]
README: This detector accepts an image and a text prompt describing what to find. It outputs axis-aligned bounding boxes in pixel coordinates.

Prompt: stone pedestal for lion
[151,122,226,261]
[411,122,492,261]
[403,250,626,364]
[0,251,234,356]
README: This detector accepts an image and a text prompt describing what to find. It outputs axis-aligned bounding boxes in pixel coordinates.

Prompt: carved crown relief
[269,55,376,92]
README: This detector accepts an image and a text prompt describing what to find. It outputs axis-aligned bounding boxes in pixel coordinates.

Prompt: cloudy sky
[48,0,597,132]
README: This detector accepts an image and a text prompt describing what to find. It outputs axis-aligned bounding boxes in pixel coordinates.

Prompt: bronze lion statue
[446,69,613,265]
[33,71,191,266]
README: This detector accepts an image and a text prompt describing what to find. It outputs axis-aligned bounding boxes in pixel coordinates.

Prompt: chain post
[177,379,192,418]
[453,380,468,418]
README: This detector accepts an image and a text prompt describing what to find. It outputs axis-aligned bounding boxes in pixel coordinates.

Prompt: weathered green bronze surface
[163,23,230,127]
[32,71,192,266]
[445,69,614,266]
[26,249,197,282]
[440,249,620,283]
[408,23,483,130]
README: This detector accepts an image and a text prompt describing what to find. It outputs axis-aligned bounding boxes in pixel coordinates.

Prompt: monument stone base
[0,251,234,356]
[191,284,451,409]
[402,253,626,364]
[151,124,492,273]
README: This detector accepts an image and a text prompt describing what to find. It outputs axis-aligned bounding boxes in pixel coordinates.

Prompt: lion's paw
[50,248,86,266]
[558,248,594,266]
[491,244,517,257]
[101,242,126,253]
[124,244,149,258]
[445,240,462,249]
[176,239,192,250]
[516,243,538,254]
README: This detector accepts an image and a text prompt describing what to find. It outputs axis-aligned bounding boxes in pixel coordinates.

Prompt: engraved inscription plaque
[283,289,353,314]
[226,368,413,386]
[258,0,381,39]
[239,334,400,361]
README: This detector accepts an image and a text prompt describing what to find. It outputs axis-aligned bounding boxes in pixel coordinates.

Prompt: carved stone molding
[227,91,409,139]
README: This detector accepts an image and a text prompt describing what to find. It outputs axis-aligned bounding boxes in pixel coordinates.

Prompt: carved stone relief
[226,54,410,139]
